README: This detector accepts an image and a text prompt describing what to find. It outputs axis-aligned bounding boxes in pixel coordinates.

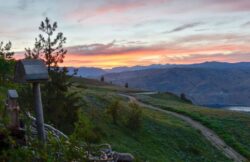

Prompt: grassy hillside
[72,78,231,161]
[135,92,250,159]
[0,78,237,161]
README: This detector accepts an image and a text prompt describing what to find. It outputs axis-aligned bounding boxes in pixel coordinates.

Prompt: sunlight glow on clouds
[1,0,250,68]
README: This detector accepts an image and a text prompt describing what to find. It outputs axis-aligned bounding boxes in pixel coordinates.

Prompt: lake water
[205,105,250,112]
[223,106,250,112]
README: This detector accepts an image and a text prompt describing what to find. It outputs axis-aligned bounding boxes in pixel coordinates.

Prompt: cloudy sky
[2,0,250,68]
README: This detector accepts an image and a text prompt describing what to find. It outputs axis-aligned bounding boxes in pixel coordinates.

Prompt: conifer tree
[0,41,14,84]
[22,17,80,133]
[24,38,43,59]
[100,76,104,82]
[0,41,14,60]
[38,17,67,71]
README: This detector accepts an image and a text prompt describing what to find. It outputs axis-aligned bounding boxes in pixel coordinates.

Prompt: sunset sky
[1,0,250,68]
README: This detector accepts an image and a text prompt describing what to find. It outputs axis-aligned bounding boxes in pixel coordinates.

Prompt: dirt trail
[120,94,247,162]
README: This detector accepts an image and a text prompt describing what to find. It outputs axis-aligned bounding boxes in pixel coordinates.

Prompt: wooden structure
[1,90,26,147]
[14,59,48,143]
[5,90,20,129]
[14,59,49,83]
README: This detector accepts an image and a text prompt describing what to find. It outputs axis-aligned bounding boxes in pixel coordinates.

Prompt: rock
[114,152,134,162]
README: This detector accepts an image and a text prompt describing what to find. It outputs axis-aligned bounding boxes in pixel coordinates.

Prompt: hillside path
[119,93,247,162]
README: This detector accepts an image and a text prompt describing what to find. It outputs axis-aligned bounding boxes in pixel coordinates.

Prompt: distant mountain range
[67,64,176,78]
[67,67,106,78]
[68,62,250,106]
[104,62,250,107]
[68,61,250,77]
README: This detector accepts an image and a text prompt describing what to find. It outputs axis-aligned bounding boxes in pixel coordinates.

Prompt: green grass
[74,79,232,161]
[135,92,250,160]
[0,78,236,161]
[72,77,144,93]
[103,108,231,162]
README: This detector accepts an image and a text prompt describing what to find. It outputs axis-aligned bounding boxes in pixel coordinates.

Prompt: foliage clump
[0,128,88,161]
[100,76,104,82]
[125,82,128,88]
[125,102,143,131]
[0,111,104,161]
[180,93,192,104]
[106,100,121,124]
[0,41,15,85]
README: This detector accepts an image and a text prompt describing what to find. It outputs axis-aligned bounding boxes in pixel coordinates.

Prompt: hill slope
[104,67,250,106]
[2,78,250,161]
[135,92,250,159]
[72,78,232,161]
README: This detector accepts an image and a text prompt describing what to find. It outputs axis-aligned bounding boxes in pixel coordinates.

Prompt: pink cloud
[166,53,250,64]
[208,0,250,12]
[66,32,250,57]
[14,32,250,68]
[163,0,250,14]
[67,0,170,22]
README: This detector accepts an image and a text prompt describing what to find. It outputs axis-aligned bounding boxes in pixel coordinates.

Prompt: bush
[106,100,121,124]
[72,114,102,144]
[125,102,143,131]
[100,76,104,82]
[0,110,106,162]
[0,132,88,162]
[180,93,192,104]
[125,82,128,88]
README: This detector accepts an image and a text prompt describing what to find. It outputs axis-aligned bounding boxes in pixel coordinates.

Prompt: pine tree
[38,17,67,71]
[21,17,80,134]
[0,41,14,60]
[100,76,104,82]
[125,82,128,88]
[180,93,192,104]
[24,38,43,59]
[0,41,14,84]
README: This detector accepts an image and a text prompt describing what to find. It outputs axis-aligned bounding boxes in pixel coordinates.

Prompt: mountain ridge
[68,61,250,78]
[103,64,250,106]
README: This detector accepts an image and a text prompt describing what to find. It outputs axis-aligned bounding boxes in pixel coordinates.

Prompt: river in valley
[204,105,250,112]
[222,106,250,112]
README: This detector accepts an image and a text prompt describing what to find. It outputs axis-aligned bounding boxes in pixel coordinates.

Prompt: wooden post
[14,59,49,143]
[5,98,20,129]
[33,82,46,143]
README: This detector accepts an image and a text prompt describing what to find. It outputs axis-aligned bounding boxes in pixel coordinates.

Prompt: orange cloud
[61,43,250,68]
[14,36,250,69]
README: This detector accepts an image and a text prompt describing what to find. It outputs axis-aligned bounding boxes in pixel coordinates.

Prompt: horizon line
[63,61,250,70]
